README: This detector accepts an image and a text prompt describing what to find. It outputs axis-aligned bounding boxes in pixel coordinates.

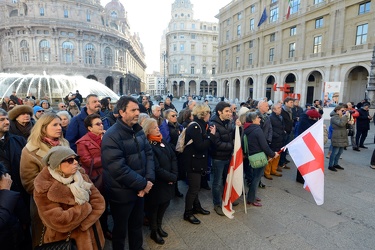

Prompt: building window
[180,35,184,39]
[237,25,241,36]
[62,41,74,63]
[180,23,184,29]
[237,12,242,20]
[250,5,255,13]
[249,40,254,48]
[212,67,216,75]
[64,9,69,18]
[313,36,322,53]
[191,34,196,39]
[289,43,295,58]
[236,45,240,52]
[225,59,228,69]
[269,48,274,61]
[39,40,50,62]
[270,7,279,22]
[225,49,229,56]
[191,55,195,61]
[20,40,29,62]
[174,23,177,29]
[248,53,253,65]
[314,0,324,4]
[173,44,177,51]
[315,18,323,28]
[40,7,44,16]
[226,30,229,41]
[290,26,296,36]
[191,66,195,74]
[250,19,255,31]
[356,23,368,45]
[84,43,95,65]
[191,44,195,51]
[87,11,91,22]
[226,18,230,26]
[12,0,18,3]
[213,36,217,41]
[192,23,195,29]
[104,47,112,66]
[180,44,184,51]
[270,33,275,42]
[236,57,240,68]
[202,66,206,74]
[359,1,370,15]
[290,0,300,16]
[111,11,117,18]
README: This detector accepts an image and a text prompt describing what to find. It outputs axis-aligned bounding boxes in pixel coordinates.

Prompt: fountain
[0,72,120,104]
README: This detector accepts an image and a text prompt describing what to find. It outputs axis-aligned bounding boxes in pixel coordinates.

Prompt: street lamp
[162,51,167,95]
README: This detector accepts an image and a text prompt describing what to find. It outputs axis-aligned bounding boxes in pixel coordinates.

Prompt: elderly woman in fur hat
[34,146,105,250]
[8,104,35,139]
[20,113,69,247]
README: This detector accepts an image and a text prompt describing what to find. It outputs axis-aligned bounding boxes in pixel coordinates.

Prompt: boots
[157,227,168,237]
[193,200,210,215]
[183,210,200,224]
[150,230,164,245]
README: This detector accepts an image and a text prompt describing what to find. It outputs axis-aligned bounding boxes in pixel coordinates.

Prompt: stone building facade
[165,0,219,98]
[216,0,374,105]
[0,0,146,95]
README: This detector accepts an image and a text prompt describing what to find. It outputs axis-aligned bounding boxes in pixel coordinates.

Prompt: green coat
[330,113,348,147]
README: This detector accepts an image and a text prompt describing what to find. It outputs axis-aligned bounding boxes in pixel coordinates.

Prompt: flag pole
[243,176,247,214]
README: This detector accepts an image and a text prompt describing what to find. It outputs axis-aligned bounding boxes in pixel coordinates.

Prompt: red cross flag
[222,126,244,218]
[285,118,325,205]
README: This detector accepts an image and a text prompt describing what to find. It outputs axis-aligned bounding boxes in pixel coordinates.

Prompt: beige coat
[34,168,105,250]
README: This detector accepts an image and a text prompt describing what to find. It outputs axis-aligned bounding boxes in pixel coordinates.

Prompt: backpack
[175,121,201,153]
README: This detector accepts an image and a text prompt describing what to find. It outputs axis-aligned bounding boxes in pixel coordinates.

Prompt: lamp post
[163,51,167,95]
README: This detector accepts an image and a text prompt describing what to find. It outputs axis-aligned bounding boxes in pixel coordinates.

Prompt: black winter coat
[243,124,275,158]
[356,108,371,131]
[146,139,178,205]
[101,119,155,204]
[297,113,317,135]
[269,112,285,151]
[182,117,215,173]
[281,107,293,134]
[209,115,234,160]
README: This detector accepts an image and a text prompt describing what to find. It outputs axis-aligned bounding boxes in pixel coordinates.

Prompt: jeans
[211,159,229,206]
[328,146,344,167]
[247,166,265,203]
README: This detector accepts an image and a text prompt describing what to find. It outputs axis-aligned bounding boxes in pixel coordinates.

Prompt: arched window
[62,41,74,63]
[39,39,50,62]
[40,7,44,16]
[111,11,117,18]
[104,47,112,66]
[85,43,95,65]
[20,40,29,62]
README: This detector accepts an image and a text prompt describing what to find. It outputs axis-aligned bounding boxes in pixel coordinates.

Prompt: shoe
[150,230,165,245]
[247,201,262,207]
[326,155,330,159]
[276,167,283,172]
[359,145,368,149]
[282,165,291,170]
[256,197,262,202]
[193,206,210,215]
[258,181,266,189]
[334,165,344,170]
[285,159,291,164]
[264,174,273,180]
[328,166,337,172]
[157,227,168,237]
[271,172,282,177]
[214,205,225,216]
[370,165,375,169]
[183,213,201,224]
[353,147,360,152]
[232,200,239,206]
[104,231,113,240]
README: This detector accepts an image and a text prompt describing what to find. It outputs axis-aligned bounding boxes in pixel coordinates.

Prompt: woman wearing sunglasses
[76,114,112,240]
[34,146,105,250]
[19,113,69,247]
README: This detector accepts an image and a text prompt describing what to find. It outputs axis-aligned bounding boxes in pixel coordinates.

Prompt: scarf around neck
[147,134,162,143]
[48,167,92,205]
[42,137,61,147]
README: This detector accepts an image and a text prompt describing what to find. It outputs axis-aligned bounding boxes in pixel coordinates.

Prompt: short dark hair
[215,101,231,116]
[86,94,98,101]
[116,96,138,114]
[283,97,295,104]
[245,111,258,123]
[84,113,101,129]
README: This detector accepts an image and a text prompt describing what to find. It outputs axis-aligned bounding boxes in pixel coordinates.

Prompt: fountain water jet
[0,73,119,103]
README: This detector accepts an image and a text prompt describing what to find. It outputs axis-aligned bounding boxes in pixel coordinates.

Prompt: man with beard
[66,94,110,151]
[102,96,155,250]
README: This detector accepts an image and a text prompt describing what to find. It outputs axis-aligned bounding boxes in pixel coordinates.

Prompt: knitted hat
[8,105,33,120]
[238,107,250,117]
[42,146,77,170]
[33,106,44,115]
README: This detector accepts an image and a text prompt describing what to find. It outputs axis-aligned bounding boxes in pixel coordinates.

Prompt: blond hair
[192,103,210,120]
[141,118,157,137]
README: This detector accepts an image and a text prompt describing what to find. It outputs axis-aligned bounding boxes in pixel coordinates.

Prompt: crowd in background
[0,91,373,250]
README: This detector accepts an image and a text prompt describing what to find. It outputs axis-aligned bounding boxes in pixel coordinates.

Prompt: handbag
[34,226,77,250]
[243,134,268,169]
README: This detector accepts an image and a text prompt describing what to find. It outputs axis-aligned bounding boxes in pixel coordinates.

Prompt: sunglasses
[37,110,44,113]
[92,122,103,126]
[61,156,80,164]
[170,114,177,117]
[60,105,66,108]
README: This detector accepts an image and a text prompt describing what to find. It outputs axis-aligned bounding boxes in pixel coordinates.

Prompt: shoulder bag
[243,134,268,169]
[34,226,77,250]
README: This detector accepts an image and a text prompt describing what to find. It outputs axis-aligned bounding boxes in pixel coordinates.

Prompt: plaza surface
[104,100,375,250]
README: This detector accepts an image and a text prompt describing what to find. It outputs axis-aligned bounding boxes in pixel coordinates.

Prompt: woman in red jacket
[76,113,112,239]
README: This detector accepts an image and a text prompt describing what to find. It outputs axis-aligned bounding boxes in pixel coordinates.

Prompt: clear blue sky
[101,0,231,73]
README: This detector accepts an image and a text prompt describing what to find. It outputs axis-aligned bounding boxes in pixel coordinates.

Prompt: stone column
[367,46,375,108]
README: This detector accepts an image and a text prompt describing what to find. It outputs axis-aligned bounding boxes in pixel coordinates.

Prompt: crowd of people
[0,91,373,250]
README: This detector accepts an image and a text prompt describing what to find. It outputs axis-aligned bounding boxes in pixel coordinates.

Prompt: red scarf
[88,132,102,147]
[147,134,162,143]
[42,137,61,147]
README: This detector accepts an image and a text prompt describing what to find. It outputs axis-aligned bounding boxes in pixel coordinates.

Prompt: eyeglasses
[61,156,80,164]
[37,110,44,113]
[93,122,103,126]
[59,105,66,108]
[170,114,177,117]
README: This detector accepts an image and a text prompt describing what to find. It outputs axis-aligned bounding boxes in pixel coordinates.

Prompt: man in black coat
[279,97,295,169]
[101,96,155,250]
[356,103,372,148]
